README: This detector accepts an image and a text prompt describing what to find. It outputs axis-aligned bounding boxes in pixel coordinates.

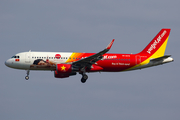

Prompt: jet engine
[54,64,76,78]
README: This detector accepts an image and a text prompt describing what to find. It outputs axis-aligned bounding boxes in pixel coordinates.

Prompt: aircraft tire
[81,74,88,83]
[83,74,88,80]
[25,76,29,80]
[81,78,86,83]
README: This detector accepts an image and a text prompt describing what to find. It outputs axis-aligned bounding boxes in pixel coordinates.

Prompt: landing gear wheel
[25,76,29,80]
[81,78,86,83]
[81,74,88,83]
[83,74,88,80]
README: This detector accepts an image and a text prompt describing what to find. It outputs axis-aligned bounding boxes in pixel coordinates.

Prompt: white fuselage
[5,52,73,70]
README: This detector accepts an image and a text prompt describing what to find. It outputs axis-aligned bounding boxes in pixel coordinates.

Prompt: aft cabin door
[25,53,31,63]
[136,55,141,65]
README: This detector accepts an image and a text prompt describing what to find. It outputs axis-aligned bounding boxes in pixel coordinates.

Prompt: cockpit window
[11,56,20,58]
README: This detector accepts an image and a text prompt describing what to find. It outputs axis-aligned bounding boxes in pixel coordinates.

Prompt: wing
[72,39,115,68]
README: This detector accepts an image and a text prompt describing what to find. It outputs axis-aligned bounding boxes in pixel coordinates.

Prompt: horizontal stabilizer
[150,55,171,62]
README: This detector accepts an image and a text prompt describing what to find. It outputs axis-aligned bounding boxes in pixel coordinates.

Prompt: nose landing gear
[25,70,30,80]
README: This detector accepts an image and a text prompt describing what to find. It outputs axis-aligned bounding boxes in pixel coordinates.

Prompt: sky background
[1,0,180,120]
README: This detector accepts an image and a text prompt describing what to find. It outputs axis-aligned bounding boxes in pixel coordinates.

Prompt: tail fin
[139,28,171,58]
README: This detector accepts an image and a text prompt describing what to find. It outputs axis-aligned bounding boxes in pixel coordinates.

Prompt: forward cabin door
[136,55,141,65]
[25,53,31,63]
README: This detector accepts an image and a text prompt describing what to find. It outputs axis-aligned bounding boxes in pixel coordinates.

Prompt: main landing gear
[81,74,88,83]
[25,70,30,80]
[80,67,88,83]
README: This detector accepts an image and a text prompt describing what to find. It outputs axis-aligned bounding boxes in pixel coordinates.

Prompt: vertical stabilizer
[139,29,171,58]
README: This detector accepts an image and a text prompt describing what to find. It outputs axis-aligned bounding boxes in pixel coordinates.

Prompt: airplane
[5,28,174,83]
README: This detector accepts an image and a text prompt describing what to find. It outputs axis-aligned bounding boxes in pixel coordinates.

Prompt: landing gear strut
[25,70,30,80]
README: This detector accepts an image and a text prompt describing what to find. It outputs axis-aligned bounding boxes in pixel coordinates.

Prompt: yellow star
[61,65,66,71]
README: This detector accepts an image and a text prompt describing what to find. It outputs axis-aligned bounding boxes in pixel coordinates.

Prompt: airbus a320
[5,29,174,83]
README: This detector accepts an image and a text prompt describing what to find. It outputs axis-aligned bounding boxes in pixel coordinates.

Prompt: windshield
[11,56,20,58]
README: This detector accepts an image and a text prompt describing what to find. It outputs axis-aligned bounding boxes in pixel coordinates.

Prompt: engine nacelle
[56,64,72,73]
[54,64,76,78]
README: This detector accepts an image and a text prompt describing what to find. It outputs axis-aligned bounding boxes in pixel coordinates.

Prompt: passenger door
[25,53,31,63]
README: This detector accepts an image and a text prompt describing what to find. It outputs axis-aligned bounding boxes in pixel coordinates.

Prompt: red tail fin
[139,28,171,58]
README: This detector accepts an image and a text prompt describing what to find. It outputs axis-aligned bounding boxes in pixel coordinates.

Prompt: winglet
[106,39,115,50]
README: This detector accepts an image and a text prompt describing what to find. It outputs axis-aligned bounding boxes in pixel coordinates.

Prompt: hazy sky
[1,0,180,120]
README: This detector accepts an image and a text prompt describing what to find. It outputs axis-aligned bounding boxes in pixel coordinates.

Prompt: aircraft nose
[5,59,11,67]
